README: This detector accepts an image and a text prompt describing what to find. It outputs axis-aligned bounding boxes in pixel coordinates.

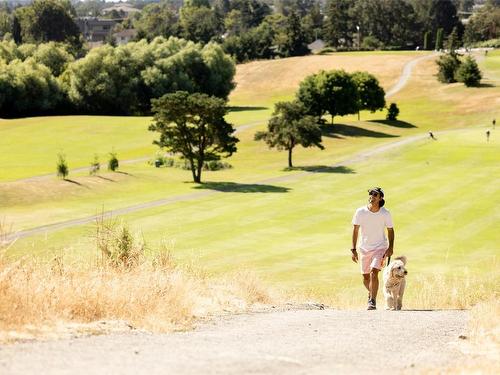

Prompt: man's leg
[362,274,370,293]
[369,268,380,301]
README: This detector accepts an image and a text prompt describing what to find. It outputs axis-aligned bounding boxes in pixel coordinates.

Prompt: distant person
[485,50,488,56]
[429,131,436,140]
[493,119,496,129]
[486,130,490,142]
[351,187,394,310]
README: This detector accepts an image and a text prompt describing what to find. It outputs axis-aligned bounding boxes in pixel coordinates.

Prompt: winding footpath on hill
[5,54,438,242]
[0,308,470,374]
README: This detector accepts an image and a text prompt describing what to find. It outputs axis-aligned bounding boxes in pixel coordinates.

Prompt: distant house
[113,29,138,45]
[102,4,140,18]
[76,18,117,43]
[308,39,326,54]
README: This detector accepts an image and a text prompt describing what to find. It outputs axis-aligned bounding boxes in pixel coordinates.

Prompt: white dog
[383,256,408,310]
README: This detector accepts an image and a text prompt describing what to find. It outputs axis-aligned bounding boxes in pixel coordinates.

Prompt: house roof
[102,4,140,14]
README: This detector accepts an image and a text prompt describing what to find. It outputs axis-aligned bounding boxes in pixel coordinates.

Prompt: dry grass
[0,220,281,343]
[230,53,419,104]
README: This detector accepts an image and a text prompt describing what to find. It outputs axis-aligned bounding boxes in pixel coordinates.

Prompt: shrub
[89,154,100,176]
[361,36,384,51]
[386,103,399,121]
[456,56,482,87]
[436,53,461,83]
[56,153,68,179]
[108,151,119,172]
[203,160,233,171]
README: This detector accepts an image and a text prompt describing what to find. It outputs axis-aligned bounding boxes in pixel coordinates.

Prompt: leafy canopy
[149,91,238,183]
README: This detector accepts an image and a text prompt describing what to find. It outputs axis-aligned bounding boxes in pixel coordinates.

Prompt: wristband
[350,248,357,253]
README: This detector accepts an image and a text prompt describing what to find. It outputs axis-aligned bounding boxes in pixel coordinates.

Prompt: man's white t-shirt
[352,206,393,251]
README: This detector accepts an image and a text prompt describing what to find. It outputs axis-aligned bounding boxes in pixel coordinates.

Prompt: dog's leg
[396,280,406,310]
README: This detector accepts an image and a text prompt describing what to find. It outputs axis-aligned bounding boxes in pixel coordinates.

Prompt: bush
[361,36,384,51]
[108,152,119,171]
[56,153,68,179]
[89,154,100,176]
[436,53,461,83]
[456,55,482,87]
[203,160,233,171]
[386,103,399,121]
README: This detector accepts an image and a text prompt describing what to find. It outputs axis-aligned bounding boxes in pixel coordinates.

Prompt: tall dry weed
[0,220,278,342]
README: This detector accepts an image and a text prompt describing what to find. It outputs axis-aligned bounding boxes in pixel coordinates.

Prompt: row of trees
[257,69,387,168]
[148,70,386,182]
[0,36,235,116]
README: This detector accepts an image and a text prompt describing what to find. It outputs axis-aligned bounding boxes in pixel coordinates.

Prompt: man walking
[351,187,394,310]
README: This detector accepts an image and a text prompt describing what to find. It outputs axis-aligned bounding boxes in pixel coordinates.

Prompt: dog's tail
[395,255,407,265]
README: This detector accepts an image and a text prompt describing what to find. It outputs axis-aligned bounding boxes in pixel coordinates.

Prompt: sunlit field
[1,50,499,310]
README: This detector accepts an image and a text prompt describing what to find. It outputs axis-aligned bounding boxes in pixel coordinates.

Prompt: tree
[108,151,119,171]
[179,4,220,43]
[323,0,355,47]
[321,70,359,123]
[456,55,482,87]
[149,91,238,183]
[254,100,323,168]
[134,3,179,41]
[14,0,82,50]
[436,52,461,83]
[276,10,309,57]
[463,1,500,44]
[57,153,69,179]
[386,103,399,121]
[423,31,430,50]
[435,28,443,50]
[351,71,385,120]
[32,42,74,76]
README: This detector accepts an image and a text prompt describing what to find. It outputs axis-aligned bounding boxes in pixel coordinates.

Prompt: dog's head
[389,256,408,278]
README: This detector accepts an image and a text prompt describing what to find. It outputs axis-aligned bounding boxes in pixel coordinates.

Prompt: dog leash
[387,256,391,266]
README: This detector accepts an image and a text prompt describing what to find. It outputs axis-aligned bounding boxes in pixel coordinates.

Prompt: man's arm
[351,225,359,263]
[386,227,394,257]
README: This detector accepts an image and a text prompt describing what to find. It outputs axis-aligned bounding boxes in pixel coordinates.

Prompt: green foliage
[323,0,354,47]
[351,71,385,118]
[463,2,500,44]
[435,28,444,50]
[386,103,399,121]
[14,0,82,50]
[456,55,482,87]
[56,153,68,179]
[436,52,461,83]
[0,58,63,116]
[149,91,238,183]
[32,42,74,76]
[223,21,275,62]
[108,152,119,172]
[360,36,384,51]
[297,69,359,123]
[89,154,100,176]
[179,5,220,44]
[423,31,430,50]
[275,10,309,57]
[134,3,179,41]
[255,100,323,168]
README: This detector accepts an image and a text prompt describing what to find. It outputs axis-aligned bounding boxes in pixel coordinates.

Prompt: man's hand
[351,249,358,263]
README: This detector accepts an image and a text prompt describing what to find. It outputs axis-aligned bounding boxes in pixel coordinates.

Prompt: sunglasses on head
[369,191,380,196]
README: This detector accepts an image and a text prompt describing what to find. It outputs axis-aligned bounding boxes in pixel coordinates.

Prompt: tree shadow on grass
[64,179,90,188]
[321,124,398,138]
[96,176,116,182]
[370,119,417,128]
[195,181,290,193]
[228,106,269,112]
[477,82,495,88]
[285,165,355,174]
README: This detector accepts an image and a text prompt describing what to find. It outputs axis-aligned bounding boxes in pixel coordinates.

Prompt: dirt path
[0,308,469,374]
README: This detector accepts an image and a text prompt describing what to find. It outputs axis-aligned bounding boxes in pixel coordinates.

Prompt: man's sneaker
[367,298,376,310]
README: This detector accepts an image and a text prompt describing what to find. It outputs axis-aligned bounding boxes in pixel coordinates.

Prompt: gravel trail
[0,309,469,374]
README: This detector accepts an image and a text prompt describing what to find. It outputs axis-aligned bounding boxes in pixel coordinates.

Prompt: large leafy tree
[351,71,385,120]
[276,10,309,57]
[456,55,482,87]
[255,100,323,168]
[323,0,355,47]
[14,0,81,50]
[134,3,179,41]
[149,91,238,183]
[179,2,220,43]
[463,1,500,44]
[297,70,359,123]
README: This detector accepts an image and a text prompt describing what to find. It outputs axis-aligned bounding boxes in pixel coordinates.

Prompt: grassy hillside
[1,50,499,305]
